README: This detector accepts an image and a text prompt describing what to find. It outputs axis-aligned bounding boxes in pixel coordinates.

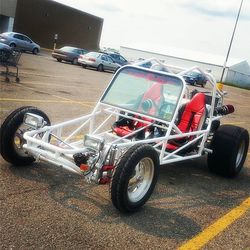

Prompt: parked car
[0,32,40,54]
[52,46,88,65]
[183,71,207,87]
[0,42,12,54]
[0,42,11,50]
[78,52,120,72]
[105,52,129,66]
[139,61,152,69]
[0,42,12,63]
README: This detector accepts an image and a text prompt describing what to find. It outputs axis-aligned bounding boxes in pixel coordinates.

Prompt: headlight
[84,135,104,151]
[24,113,45,129]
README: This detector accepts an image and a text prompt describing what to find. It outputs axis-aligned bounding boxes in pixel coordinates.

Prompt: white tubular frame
[22,62,223,175]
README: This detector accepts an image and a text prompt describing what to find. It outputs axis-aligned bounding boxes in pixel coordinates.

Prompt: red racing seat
[166,92,206,151]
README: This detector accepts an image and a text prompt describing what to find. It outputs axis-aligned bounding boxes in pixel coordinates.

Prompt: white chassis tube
[22,63,222,180]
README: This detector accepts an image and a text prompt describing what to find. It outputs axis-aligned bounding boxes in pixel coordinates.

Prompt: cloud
[54,0,250,62]
[186,4,237,18]
[180,0,250,21]
[94,3,122,14]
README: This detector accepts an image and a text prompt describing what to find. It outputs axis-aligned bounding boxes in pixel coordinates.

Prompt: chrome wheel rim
[127,157,154,203]
[236,140,245,169]
[13,124,29,157]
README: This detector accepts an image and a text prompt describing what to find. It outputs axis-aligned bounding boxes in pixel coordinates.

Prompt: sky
[54,0,250,64]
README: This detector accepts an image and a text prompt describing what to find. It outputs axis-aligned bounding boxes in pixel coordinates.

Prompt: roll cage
[22,59,224,183]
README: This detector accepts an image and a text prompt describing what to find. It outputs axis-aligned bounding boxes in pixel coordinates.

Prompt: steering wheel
[159,102,175,120]
[141,99,154,112]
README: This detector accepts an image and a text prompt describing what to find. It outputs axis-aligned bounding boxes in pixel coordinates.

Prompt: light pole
[220,0,244,83]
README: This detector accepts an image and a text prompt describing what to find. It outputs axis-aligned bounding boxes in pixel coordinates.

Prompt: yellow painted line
[0,98,94,108]
[23,80,104,91]
[20,72,65,78]
[50,94,95,104]
[178,197,250,250]
[11,79,104,92]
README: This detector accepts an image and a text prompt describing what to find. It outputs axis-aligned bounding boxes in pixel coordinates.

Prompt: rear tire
[0,106,50,166]
[110,144,159,213]
[57,58,62,62]
[72,58,78,65]
[208,125,249,177]
[97,64,103,72]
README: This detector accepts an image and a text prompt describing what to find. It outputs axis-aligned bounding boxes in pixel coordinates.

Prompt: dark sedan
[106,52,129,66]
[52,46,88,65]
[183,71,207,87]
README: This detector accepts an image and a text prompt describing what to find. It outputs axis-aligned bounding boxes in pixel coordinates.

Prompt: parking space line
[51,94,95,104]
[15,80,104,90]
[0,98,94,108]
[178,197,250,250]
[19,71,65,78]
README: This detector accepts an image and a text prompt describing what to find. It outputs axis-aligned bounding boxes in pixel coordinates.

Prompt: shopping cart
[0,48,22,83]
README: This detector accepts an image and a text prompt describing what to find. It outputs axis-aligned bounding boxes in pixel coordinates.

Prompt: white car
[78,52,120,72]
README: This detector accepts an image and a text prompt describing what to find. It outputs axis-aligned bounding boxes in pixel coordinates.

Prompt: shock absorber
[214,104,234,116]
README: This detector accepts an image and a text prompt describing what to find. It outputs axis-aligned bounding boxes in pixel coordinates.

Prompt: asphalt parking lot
[0,51,250,250]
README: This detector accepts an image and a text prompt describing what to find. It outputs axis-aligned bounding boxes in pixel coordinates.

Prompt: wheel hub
[127,157,154,203]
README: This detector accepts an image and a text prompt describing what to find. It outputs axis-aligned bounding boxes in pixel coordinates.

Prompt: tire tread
[208,125,249,177]
[110,144,159,213]
[0,106,50,166]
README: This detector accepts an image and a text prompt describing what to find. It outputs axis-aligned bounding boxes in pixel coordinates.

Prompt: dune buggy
[1,59,249,213]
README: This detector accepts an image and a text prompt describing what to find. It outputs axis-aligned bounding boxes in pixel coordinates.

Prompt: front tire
[32,48,39,55]
[208,125,249,177]
[10,43,16,49]
[0,106,50,166]
[110,144,159,213]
